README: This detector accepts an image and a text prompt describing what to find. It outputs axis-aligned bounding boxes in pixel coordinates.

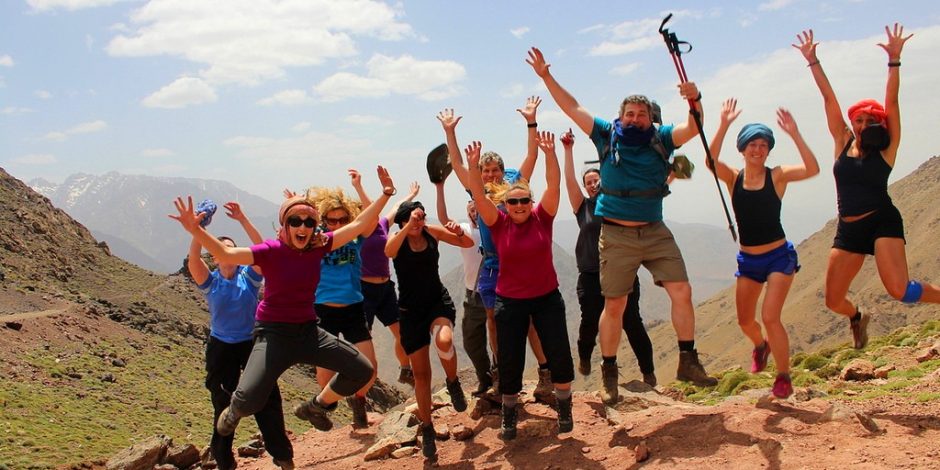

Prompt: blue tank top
[833,138,892,217]
[731,168,785,247]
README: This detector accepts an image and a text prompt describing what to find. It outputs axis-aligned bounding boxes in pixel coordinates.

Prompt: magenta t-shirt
[249,234,334,323]
[360,216,391,278]
[488,204,558,299]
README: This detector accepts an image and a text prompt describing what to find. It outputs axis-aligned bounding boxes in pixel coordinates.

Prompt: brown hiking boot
[642,372,658,388]
[533,368,554,404]
[676,350,718,387]
[293,398,334,431]
[851,313,870,350]
[346,395,368,428]
[600,362,619,404]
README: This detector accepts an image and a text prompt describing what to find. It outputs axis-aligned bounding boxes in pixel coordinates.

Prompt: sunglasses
[286,216,317,228]
[324,216,350,225]
[505,197,532,206]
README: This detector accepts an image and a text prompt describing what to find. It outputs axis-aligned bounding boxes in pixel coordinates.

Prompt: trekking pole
[658,14,737,242]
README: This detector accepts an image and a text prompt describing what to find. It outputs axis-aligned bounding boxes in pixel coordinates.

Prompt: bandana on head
[277,195,319,247]
[847,99,887,124]
[736,123,775,152]
[394,201,425,226]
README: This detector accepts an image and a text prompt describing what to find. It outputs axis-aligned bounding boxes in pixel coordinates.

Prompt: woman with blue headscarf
[707,99,819,399]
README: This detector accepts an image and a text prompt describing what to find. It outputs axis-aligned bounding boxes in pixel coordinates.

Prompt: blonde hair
[491,178,532,204]
[306,187,361,221]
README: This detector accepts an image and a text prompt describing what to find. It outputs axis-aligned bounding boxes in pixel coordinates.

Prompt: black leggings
[230,321,373,417]
[576,272,654,374]
[205,337,292,468]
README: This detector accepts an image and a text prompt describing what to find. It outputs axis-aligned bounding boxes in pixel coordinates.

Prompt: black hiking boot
[273,458,295,470]
[293,398,334,431]
[421,422,437,460]
[500,404,518,440]
[346,395,368,428]
[578,356,592,376]
[398,367,415,387]
[600,362,619,404]
[446,377,468,412]
[642,372,658,388]
[676,350,718,387]
[556,397,573,434]
[216,406,241,437]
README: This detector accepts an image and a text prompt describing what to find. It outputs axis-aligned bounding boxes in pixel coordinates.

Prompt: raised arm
[776,108,820,186]
[384,208,420,259]
[671,82,704,146]
[878,23,912,166]
[526,47,594,135]
[707,98,742,188]
[224,201,264,274]
[187,237,210,286]
[560,128,585,213]
[461,141,500,226]
[437,108,470,189]
[428,221,475,248]
[434,181,452,224]
[332,166,395,249]
[793,29,849,151]
[537,131,561,217]
[170,196,254,266]
[349,169,372,210]
[386,181,420,223]
[516,96,541,181]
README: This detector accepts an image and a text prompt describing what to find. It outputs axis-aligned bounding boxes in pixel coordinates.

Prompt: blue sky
[2,0,939,243]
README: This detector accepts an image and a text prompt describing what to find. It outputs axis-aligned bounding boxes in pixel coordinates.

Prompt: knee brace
[431,324,455,361]
[901,280,923,304]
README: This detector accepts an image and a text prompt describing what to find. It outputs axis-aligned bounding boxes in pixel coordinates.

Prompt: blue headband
[736,123,775,152]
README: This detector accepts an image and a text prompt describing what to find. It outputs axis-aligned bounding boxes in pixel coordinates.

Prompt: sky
[2,0,940,244]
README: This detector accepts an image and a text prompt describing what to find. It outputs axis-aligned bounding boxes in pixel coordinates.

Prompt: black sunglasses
[324,216,350,225]
[287,216,317,228]
[505,197,532,206]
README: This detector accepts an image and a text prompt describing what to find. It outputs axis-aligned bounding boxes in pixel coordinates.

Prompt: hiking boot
[851,313,870,350]
[420,422,437,459]
[642,372,658,388]
[346,395,368,428]
[490,365,500,395]
[578,356,591,376]
[473,373,493,396]
[293,398,334,431]
[446,378,468,412]
[534,368,554,404]
[772,373,793,399]
[398,367,415,387]
[750,341,771,373]
[676,350,718,387]
[600,362,619,404]
[500,404,518,440]
[216,406,241,437]
[556,397,573,434]
[273,458,295,470]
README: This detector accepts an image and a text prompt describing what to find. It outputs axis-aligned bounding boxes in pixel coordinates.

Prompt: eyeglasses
[505,197,532,206]
[286,216,317,228]
[324,216,350,225]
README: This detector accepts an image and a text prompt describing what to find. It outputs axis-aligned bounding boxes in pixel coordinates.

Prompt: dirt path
[0,307,72,323]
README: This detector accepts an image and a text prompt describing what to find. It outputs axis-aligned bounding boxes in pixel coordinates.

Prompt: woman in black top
[385,201,474,460]
[708,99,819,399]
[795,24,939,349]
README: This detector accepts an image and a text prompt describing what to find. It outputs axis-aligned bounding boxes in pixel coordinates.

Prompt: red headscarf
[277,195,319,247]
[847,99,887,124]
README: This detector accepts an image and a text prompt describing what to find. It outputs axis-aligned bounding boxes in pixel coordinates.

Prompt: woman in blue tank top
[795,24,939,350]
[708,99,819,399]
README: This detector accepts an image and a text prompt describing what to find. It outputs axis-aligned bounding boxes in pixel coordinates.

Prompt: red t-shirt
[488,204,558,299]
[249,235,334,323]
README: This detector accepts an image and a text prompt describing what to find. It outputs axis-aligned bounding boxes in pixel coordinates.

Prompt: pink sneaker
[772,373,793,399]
[750,341,771,373]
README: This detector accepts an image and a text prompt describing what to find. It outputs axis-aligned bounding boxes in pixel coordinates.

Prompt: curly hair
[306,187,361,221]
[479,151,505,171]
[618,94,653,118]
[491,178,532,204]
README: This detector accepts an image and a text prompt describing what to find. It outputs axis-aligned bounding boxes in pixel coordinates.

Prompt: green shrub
[798,354,829,371]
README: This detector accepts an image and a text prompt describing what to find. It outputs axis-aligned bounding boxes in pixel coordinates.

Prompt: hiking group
[169,24,938,468]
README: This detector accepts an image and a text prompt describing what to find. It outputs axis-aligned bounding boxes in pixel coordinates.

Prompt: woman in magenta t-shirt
[453,133,574,441]
[169,166,397,442]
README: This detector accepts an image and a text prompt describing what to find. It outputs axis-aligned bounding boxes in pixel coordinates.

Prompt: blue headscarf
[736,123,775,152]
[196,199,217,227]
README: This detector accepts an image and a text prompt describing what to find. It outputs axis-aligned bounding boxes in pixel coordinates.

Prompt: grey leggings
[230,321,373,416]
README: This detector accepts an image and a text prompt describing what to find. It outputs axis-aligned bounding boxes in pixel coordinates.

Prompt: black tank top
[392,229,444,309]
[833,138,892,217]
[731,167,785,247]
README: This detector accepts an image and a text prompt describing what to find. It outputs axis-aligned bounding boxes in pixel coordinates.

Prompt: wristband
[526,122,538,128]
[888,61,901,67]
[383,188,397,196]
[693,92,702,102]
[807,60,820,67]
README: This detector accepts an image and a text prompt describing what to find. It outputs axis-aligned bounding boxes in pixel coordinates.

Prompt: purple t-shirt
[249,234,334,323]
[488,204,558,299]
[360,216,391,278]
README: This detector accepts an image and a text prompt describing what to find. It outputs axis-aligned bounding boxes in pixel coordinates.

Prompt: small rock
[391,446,417,459]
[66,372,83,380]
[829,444,836,450]
[840,359,876,381]
[915,342,940,363]
[634,440,650,463]
[581,447,591,454]
[364,437,400,461]
[237,439,265,457]
[153,465,175,470]
[164,443,199,469]
[469,396,495,420]
[434,424,450,441]
[4,322,22,331]
[451,425,474,441]
[111,358,127,367]
[106,435,171,470]
[844,390,858,396]
[100,373,116,383]
[521,420,554,438]
[873,365,896,379]
[819,403,856,423]
[855,411,881,434]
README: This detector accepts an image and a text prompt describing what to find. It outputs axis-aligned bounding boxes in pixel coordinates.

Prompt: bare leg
[874,238,940,303]
[432,318,458,380]
[761,272,795,373]
[736,277,765,347]
[598,296,627,356]
[409,346,433,425]
[662,281,695,341]
[824,248,865,316]
[387,322,410,368]
[527,320,548,364]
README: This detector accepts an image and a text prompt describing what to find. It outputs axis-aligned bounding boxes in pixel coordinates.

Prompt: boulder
[391,446,417,459]
[873,364,896,379]
[106,435,171,470]
[839,359,875,381]
[451,424,474,441]
[164,443,199,469]
[915,341,940,363]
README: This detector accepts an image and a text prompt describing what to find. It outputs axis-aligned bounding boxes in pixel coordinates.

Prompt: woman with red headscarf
[794,24,939,349]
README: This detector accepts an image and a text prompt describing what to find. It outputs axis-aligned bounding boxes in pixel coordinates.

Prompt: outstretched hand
[444,220,464,236]
[536,131,556,155]
[169,196,206,233]
[560,128,574,148]
[516,95,542,123]
[283,188,297,199]
[223,201,246,221]
[878,23,912,60]
[526,47,551,77]
[792,30,818,62]
[408,181,420,198]
[377,166,396,195]
[348,168,362,187]
[464,141,482,169]
[436,108,462,132]
[720,98,742,125]
[776,108,799,136]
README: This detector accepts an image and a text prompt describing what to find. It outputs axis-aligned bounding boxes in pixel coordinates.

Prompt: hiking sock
[678,340,695,352]
[554,388,572,401]
[502,394,518,408]
[316,397,338,411]
[538,362,550,371]
[602,355,617,366]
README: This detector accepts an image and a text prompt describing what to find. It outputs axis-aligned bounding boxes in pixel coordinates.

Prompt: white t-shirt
[459,222,482,291]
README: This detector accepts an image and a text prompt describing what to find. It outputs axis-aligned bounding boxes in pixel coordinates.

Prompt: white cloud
[27,0,127,11]
[589,37,659,56]
[35,90,53,99]
[510,26,530,39]
[291,121,312,133]
[44,119,108,141]
[587,11,697,57]
[759,0,793,11]
[257,89,313,107]
[315,54,466,102]
[224,130,372,167]
[0,55,13,67]
[141,76,217,109]
[578,24,606,35]
[610,63,641,76]
[343,114,385,125]
[106,0,414,86]
[11,154,57,165]
[141,148,174,157]
[2,106,35,115]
